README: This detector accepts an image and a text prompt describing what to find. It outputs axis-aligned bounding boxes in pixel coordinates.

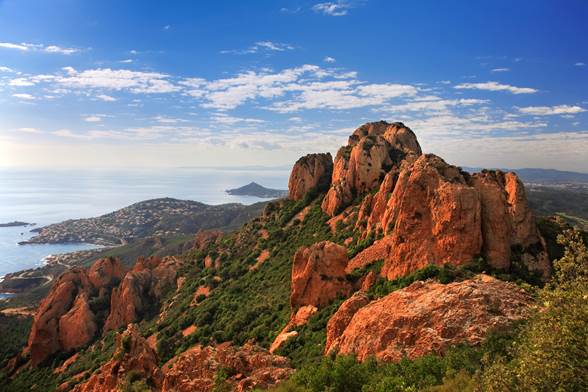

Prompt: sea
[0,167,289,281]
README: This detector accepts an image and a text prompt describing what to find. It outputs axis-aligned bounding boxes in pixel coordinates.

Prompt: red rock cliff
[288,153,333,201]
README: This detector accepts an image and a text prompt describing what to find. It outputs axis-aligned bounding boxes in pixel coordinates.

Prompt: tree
[480,229,588,391]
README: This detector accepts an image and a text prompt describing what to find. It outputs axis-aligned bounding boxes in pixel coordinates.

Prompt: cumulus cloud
[518,105,586,116]
[454,81,537,94]
[57,67,179,93]
[324,56,336,63]
[312,2,352,16]
[0,66,14,73]
[83,115,103,123]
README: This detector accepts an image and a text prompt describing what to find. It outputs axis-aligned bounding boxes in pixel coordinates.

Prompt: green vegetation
[266,327,520,392]
[155,197,334,364]
[479,228,588,391]
[0,314,32,365]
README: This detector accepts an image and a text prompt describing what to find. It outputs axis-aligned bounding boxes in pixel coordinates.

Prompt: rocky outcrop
[194,230,223,252]
[288,153,333,201]
[104,256,179,332]
[326,275,532,362]
[162,343,293,392]
[270,305,318,353]
[72,324,162,392]
[324,292,370,354]
[26,258,123,366]
[380,154,483,280]
[290,241,352,310]
[322,121,421,216]
[471,170,550,278]
[58,293,97,353]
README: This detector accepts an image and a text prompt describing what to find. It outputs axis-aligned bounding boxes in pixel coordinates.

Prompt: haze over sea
[0,167,289,278]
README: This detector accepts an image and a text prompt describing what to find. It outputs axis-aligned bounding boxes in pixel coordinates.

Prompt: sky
[0,0,587,171]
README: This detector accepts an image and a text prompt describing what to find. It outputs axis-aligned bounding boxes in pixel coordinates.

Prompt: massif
[3,121,556,391]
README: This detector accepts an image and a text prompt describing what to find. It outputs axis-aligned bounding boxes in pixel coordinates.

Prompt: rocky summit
[3,121,572,392]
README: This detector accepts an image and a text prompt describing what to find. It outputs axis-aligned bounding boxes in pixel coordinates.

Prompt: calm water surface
[0,167,289,277]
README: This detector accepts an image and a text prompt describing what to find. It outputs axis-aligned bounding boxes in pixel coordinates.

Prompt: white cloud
[575,62,585,67]
[0,42,79,54]
[163,25,171,30]
[44,45,79,55]
[312,2,352,16]
[211,113,265,125]
[324,56,336,63]
[57,67,179,94]
[518,105,586,116]
[96,94,117,102]
[9,78,35,86]
[83,115,103,123]
[383,98,488,113]
[0,42,29,50]
[12,93,36,100]
[0,66,14,73]
[120,59,133,63]
[220,41,295,55]
[454,81,537,94]
[490,68,510,72]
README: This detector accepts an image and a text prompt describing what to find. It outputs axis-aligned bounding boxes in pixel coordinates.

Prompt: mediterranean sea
[0,167,289,277]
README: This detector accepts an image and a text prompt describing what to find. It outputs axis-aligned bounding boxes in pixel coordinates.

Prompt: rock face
[326,275,532,361]
[104,256,179,332]
[72,324,162,392]
[324,292,370,354]
[321,121,421,216]
[471,170,551,278]
[26,257,123,366]
[162,343,293,392]
[379,154,483,280]
[290,241,352,310]
[288,153,333,201]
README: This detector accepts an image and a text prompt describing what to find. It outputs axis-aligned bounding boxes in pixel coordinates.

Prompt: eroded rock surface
[290,241,351,310]
[326,275,532,362]
[288,153,333,201]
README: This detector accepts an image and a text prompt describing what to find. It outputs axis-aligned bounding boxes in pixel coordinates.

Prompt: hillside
[21,198,267,246]
[1,121,586,392]
[226,182,288,198]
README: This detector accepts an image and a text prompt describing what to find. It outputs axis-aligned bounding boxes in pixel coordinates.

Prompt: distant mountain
[226,181,288,198]
[464,167,588,184]
[20,197,268,246]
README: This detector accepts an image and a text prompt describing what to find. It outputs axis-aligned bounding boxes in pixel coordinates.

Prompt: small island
[0,221,34,228]
[225,182,287,198]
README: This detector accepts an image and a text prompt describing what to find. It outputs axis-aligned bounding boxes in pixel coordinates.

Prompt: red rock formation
[324,292,370,354]
[104,256,179,332]
[288,153,333,201]
[322,121,421,216]
[58,292,97,353]
[87,256,124,289]
[194,229,223,251]
[380,154,483,280]
[270,305,318,353]
[290,241,352,310]
[326,275,532,361]
[72,324,162,392]
[162,343,293,392]
[471,170,550,278]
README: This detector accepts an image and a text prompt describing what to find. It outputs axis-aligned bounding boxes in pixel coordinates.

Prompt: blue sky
[0,0,587,171]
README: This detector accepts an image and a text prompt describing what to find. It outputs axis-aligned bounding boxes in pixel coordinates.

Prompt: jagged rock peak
[288,152,333,201]
[321,121,422,216]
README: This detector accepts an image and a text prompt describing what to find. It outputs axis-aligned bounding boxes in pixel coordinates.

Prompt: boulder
[327,275,532,361]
